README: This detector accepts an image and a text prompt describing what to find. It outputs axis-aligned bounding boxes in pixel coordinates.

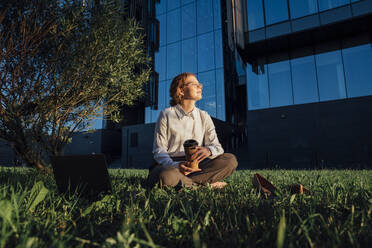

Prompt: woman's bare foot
[210,181,227,189]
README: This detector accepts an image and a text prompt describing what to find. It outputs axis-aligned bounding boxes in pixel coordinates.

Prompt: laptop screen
[50,154,112,196]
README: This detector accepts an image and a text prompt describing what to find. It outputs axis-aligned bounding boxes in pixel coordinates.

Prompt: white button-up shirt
[153,104,224,166]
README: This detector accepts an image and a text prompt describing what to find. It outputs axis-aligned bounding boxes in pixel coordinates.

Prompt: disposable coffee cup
[183,139,199,169]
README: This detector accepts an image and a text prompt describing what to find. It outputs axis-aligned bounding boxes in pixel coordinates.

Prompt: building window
[199,70,216,98]
[213,0,222,29]
[158,81,167,110]
[342,35,372,98]
[247,59,269,110]
[291,48,319,104]
[197,32,215,72]
[166,42,181,80]
[198,70,216,116]
[158,14,166,47]
[155,0,166,15]
[216,68,226,120]
[182,37,197,73]
[264,0,289,25]
[318,0,349,12]
[246,0,265,30]
[268,54,293,107]
[167,9,181,44]
[155,46,166,81]
[289,0,318,19]
[197,0,213,34]
[315,44,347,101]
[167,0,180,11]
[214,29,224,69]
[182,2,196,40]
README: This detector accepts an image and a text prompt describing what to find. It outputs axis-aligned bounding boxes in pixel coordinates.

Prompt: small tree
[0,0,150,170]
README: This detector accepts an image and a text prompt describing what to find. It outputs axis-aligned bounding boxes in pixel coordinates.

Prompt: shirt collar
[175,104,197,120]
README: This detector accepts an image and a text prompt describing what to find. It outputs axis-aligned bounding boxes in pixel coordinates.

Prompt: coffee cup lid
[183,139,198,147]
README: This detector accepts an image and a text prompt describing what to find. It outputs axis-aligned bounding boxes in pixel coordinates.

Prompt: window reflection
[182,38,197,73]
[167,0,180,11]
[289,0,318,19]
[342,43,372,97]
[264,0,289,25]
[198,70,216,98]
[247,60,269,110]
[158,14,166,47]
[213,0,222,29]
[158,81,166,110]
[155,0,166,16]
[165,80,172,108]
[182,3,196,40]
[291,54,319,104]
[315,48,346,101]
[318,0,349,12]
[246,0,265,30]
[167,9,181,44]
[167,42,181,80]
[214,30,224,69]
[203,96,217,117]
[155,47,166,81]
[268,57,293,107]
[216,68,226,120]
[145,106,151,123]
[152,109,161,123]
[197,0,213,34]
[182,0,194,5]
[197,32,215,72]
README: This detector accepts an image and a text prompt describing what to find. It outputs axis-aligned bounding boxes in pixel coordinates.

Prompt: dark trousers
[147,153,238,188]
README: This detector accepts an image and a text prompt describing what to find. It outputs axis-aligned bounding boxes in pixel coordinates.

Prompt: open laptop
[50,154,112,197]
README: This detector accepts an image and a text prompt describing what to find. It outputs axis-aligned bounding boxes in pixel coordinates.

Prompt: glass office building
[116,0,372,168]
[145,0,372,121]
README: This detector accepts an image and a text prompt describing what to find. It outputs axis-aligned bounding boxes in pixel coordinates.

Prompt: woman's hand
[178,162,202,176]
[191,146,212,163]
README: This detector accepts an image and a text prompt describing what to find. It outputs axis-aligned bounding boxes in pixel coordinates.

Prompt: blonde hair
[169,72,196,106]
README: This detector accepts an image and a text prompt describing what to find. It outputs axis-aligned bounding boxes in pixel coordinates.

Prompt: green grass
[0,167,371,248]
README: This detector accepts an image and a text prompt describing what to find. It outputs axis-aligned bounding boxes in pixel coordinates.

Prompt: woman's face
[181,75,203,101]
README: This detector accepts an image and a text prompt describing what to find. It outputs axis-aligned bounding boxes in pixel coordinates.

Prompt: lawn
[0,167,371,247]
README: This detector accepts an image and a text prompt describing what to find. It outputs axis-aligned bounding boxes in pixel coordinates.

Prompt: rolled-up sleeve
[203,113,224,159]
[152,111,180,167]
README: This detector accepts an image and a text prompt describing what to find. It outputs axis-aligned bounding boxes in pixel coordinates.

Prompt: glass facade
[318,0,349,12]
[247,0,361,31]
[246,0,264,30]
[246,35,372,110]
[264,0,289,25]
[148,0,371,122]
[342,35,372,97]
[289,0,318,19]
[290,51,319,104]
[146,0,225,123]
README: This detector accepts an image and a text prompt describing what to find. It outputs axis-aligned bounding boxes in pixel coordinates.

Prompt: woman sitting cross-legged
[147,72,238,189]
